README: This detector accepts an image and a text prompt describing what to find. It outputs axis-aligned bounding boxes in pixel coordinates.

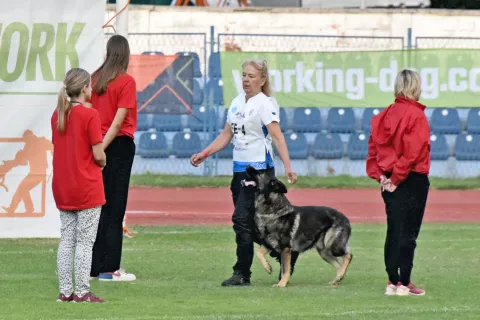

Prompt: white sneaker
[385,282,397,296]
[396,284,411,296]
[98,268,136,281]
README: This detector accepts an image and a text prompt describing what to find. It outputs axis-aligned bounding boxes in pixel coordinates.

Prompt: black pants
[90,136,136,277]
[230,167,298,278]
[382,172,429,286]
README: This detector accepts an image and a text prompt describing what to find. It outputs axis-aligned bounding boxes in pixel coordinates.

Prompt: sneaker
[98,268,136,282]
[385,281,397,296]
[56,293,73,302]
[73,292,105,303]
[221,272,251,287]
[396,282,425,296]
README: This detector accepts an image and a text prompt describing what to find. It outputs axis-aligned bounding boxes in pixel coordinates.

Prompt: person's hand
[190,151,208,167]
[285,166,297,184]
[380,175,392,192]
[384,180,397,192]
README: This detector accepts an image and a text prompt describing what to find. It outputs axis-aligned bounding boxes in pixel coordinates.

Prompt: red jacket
[366,96,431,186]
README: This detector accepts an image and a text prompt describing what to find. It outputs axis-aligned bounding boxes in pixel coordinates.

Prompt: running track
[125,187,480,225]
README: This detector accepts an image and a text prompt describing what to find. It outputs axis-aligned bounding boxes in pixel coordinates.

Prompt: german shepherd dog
[244,166,353,288]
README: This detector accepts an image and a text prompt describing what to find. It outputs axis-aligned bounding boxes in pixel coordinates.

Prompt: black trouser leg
[382,172,429,285]
[399,174,429,286]
[91,136,135,277]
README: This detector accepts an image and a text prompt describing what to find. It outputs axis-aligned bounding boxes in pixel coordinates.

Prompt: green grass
[131,174,480,190]
[1,224,480,319]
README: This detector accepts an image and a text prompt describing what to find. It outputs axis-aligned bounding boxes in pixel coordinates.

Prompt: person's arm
[266,122,292,172]
[191,123,233,167]
[103,78,136,150]
[88,112,106,168]
[390,116,430,186]
[366,135,382,182]
[102,108,128,150]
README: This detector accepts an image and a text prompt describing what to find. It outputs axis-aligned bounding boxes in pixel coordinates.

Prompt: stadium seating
[153,114,183,132]
[311,132,343,159]
[347,132,369,160]
[430,108,461,134]
[327,108,356,133]
[175,51,202,78]
[429,134,450,160]
[454,133,480,161]
[172,132,202,158]
[138,132,169,158]
[205,79,224,106]
[279,108,288,132]
[284,132,309,159]
[466,108,480,134]
[291,107,322,133]
[208,52,221,79]
[193,79,204,106]
[186,106,217,132]
[137,113,151,131]
[361,108,383,132]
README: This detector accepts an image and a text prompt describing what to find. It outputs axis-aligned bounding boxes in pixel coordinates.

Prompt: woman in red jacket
[366,69,430,297]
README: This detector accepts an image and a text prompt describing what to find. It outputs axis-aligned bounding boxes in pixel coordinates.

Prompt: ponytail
[56,86,72,134]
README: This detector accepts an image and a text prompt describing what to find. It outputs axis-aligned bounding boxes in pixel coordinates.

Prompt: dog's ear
[246,165,258,178]
[269,178,288,194]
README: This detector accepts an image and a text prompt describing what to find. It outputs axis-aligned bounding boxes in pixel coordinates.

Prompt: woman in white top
[190,59,298,286]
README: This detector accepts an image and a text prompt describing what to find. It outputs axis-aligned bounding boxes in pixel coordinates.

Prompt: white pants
[57,206,101,297]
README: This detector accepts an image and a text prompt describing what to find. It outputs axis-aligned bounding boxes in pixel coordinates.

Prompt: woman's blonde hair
[242,59,271,97]
[394,69,422,101]
[56,68,91,134]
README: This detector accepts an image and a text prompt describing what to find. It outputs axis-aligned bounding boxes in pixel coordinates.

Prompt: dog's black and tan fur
[245,166,353,288]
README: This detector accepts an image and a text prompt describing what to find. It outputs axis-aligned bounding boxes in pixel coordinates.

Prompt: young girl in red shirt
[52,68,106,303]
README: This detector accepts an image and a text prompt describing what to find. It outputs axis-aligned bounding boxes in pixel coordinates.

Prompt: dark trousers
[90,136,136,277]
[382,172,429,286]
[230,167,298,278]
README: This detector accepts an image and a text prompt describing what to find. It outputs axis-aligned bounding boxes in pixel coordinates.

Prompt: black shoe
[221,272,251,287]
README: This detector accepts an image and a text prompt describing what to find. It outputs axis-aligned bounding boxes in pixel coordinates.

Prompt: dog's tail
[330,221,352,257]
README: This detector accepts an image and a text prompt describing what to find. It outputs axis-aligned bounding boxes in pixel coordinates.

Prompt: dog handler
[366,69,430,296]
[190,59,298,286]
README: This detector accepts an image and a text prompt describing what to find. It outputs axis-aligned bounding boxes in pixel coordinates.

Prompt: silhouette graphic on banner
[129,54,195,115]
[0,130,53,218]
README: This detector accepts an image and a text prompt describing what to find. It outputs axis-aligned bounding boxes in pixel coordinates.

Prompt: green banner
[220,49,480,108]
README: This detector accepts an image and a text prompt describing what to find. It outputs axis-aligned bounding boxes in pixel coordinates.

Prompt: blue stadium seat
[193,79,203,106]
[291,107,322,133]
[327,108,356,133]
[153,114,183,132]
[347,132,369,160]
[137,113,150,131]
[138,132,169,158]
[280,108,288,132]
[429,134,449,160]
[176,51,202,78]
[208,52,221,79]
[311,133,343,159]
[454,133,480,160]
[142,51,164,55]
[362,108,383,132]
[205,79,224,106]
[430,108,461,134]
[187,106,217,132]
[172,132,202,158]
[285,133,309,159]
[466,108,480,134]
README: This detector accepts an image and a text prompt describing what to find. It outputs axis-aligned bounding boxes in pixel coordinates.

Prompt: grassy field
[1,224,480,320]
[131,174,480,190]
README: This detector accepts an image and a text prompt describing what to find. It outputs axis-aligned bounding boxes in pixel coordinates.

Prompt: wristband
[201,150,209,158]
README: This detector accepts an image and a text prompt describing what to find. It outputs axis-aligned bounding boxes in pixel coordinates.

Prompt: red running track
[125,187,480,225]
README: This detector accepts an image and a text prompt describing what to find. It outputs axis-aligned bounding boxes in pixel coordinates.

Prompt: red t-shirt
[366,96,431,186]
[51,105,106,211]
[91,73,138,139]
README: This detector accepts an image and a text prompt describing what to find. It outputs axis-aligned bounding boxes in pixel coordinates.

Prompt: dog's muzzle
[241,179,257,187]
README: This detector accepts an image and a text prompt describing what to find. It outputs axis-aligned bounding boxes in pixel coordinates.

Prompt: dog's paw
[262,263,272,274]
[272,282,287,288]
[329,280,340,288]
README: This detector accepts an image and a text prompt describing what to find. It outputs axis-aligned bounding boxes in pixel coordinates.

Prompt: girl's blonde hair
[394,69,422,101]
[57,68,91,134]
[242,59,271,97]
